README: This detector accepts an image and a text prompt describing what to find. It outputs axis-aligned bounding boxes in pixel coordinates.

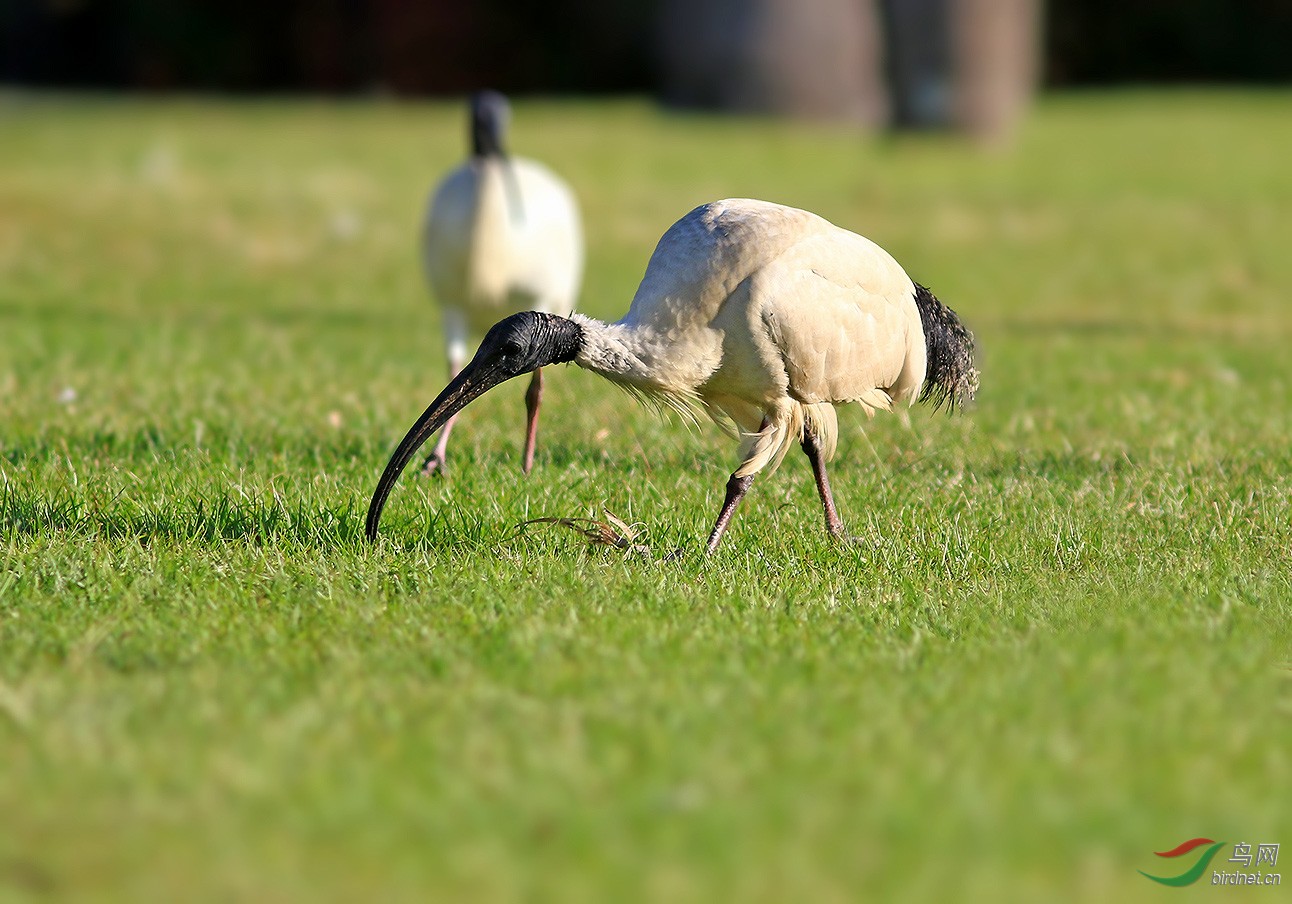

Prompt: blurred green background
[2,3,1291,903]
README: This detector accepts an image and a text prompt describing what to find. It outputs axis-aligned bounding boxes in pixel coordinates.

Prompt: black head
[470,90,510,158]
[365,312,584,541]
[477,311,584,378]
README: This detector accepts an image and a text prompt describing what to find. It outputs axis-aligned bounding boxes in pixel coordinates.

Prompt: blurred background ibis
[418,90,583,476]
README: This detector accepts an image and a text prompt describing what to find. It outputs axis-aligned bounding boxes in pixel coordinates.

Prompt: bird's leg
[521,366,543,475]
[702,417,771,554]
[801,427,846,538]
[704,473,755,554]
[420,359,463,477]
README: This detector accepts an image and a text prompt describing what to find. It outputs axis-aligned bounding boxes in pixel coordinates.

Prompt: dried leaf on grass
[516,507,648,552]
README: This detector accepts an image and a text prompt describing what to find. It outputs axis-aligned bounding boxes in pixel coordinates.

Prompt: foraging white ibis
[418,90,583,476]
[368,198,977,552]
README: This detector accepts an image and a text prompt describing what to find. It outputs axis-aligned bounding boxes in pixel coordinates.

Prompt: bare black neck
[471,91,509,158]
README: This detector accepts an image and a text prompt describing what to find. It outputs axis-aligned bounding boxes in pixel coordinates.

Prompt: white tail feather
[802,403,839,461]
[733,401,841,478]
[854,387,894,417]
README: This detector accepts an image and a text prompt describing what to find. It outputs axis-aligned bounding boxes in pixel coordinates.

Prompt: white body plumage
[572,198,929,479]
[423,155,583,355]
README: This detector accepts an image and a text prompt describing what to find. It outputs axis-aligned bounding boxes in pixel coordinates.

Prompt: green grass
[2,90,1290,902]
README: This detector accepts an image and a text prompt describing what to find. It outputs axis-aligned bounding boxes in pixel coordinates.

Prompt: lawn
[1,90,1289,902]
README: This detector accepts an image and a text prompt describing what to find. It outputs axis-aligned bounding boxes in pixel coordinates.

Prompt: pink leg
[801,427,845,538]
[704,472,755,554]
[420,360,462,476]
[522,366,543,475]
[702,416,768,553]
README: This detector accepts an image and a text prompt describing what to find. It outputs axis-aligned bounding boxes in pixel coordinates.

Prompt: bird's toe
[419,454,448,478]
[841,533,882,549]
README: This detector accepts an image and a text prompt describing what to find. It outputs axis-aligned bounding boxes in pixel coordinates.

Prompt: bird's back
[424,157,582,333]
[621,199,819,333]
[620,199,925,409]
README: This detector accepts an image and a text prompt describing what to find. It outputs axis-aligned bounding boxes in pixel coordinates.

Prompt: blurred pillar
[658,0,1041,140]
[657,0,888,124]
[951,0,1041,141]
[883,0,1042,140]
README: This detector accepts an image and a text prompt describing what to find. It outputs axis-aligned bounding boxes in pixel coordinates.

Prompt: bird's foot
[840,533,886,551]
[419,453,448,477]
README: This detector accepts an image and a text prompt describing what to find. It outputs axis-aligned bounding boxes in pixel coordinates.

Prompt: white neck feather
[569,315,658,386]
[568,313,721,403]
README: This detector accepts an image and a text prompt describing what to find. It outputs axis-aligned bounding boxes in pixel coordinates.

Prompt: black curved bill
[365,359,507,541]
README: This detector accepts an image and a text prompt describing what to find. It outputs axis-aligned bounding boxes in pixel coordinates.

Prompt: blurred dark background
[3,0,1290,140]
[5,0,1290,94]
[1,0,652,94]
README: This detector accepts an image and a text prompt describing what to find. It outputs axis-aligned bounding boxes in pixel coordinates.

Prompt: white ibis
[418,90,583,476]
[368,198,978,552]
